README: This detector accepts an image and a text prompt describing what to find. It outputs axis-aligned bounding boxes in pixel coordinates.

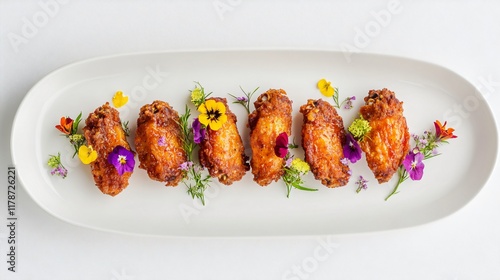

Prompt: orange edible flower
[55,117,73,135]
[434,120,457,141]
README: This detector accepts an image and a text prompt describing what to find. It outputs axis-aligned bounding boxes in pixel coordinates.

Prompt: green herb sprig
[282,143,317,198]
[121,121,130,137]
[229,86,259,114]
[179,105,212,206]
[68,112,85,157]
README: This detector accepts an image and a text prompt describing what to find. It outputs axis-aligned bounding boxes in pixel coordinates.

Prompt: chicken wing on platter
[135,100,187,186]
[248,89,292,186]
[83,102,134,196]
[358,88,410,183]
[300,99,351,188]
[198,97,249,185]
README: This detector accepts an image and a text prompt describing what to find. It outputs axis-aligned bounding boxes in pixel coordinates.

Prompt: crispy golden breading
[199,97,249,185]
[300,99,350,188]
[359,88,410,183]
[248,89,292,186]
[135,100,187,186]
[83,102,134,196]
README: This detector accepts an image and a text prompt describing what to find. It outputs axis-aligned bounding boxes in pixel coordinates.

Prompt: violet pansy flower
[402,149,425,181]
[343,133,362,163]
[192,118,206,144]
[107,145,135,176]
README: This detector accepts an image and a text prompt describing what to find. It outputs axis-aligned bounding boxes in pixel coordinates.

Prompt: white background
[1,0,500,279]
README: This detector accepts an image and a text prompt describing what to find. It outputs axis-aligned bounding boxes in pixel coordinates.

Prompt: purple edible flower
[192,118,206,144]
[344,96,356,109]
[274,132,289,158]
[236,96,248,102]
[343,133,362,163]
[51,166,68,178]
[179,161,194,171]
[355,175,368,193]
[107,145,135,176]
[158,136,167,147]
[402,148,425,180]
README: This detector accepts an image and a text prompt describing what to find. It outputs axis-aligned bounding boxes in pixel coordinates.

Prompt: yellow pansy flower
[112,91,129,108]
[198,99,228,131]
[78,145,98,165]
[317,78,335,97]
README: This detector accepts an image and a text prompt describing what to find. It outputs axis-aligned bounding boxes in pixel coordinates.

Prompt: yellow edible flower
[198,99,228,131]
[317,78,335,97]
[112,91,129,108]
[291,158,310,174]
[348,116,372,141]
[78,145,98,165]
[191,87,204,107]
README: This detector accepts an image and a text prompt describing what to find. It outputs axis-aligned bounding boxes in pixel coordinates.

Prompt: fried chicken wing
[300,99,350,188]
[248,89,292,186]
[199,97,249,185]
[359,88,410,183]
[135,100,187,186]
[83,102,134,196]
